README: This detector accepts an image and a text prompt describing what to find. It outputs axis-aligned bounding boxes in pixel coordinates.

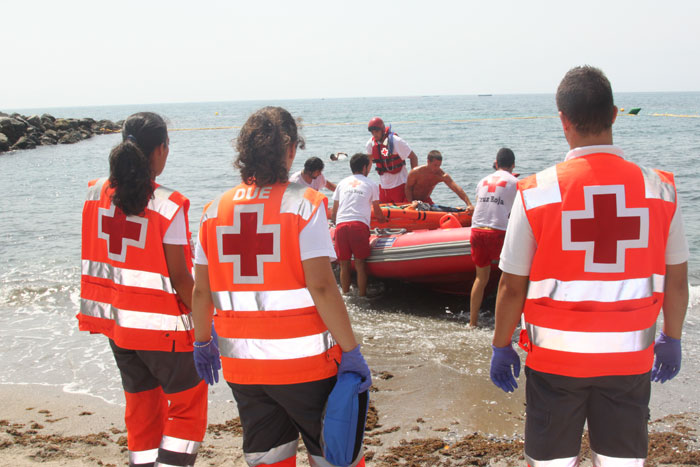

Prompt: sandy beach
[3,357,700,466]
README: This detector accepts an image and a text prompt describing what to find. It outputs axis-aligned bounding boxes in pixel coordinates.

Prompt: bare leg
[339,260,352,294]
[355,258,368,297]
[469,264,491,327]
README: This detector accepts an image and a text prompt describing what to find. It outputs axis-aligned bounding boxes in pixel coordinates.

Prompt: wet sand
[2,370,700,466]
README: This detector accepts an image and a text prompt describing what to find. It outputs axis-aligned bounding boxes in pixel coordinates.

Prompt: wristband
[193,337,212,348]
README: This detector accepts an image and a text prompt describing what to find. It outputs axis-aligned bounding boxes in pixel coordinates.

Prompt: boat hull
[331,225,499,295]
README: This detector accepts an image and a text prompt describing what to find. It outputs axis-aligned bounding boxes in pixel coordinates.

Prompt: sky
[2,0,699,110]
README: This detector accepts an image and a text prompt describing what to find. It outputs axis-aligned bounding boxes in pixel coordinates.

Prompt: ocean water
[1,94,699,420]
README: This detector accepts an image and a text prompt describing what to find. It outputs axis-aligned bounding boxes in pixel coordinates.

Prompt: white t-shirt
[472,170,519,230]
[289,170,326,192]
[194,203,336,265]
[332,174,380,226]
[499,147,690,276]
[365,133,413,189]
[163,208,187,245]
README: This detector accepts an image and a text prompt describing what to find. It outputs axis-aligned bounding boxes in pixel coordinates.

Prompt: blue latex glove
[211,322,219,347]
[193,333,221,386]
[490,344,521,393]
[338,345,372,393]
[651,332,681,383]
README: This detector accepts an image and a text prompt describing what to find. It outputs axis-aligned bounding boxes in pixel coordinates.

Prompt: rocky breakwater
[0,111,122,153]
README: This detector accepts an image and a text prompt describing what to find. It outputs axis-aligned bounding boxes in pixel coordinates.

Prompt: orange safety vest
[78,178,195,352]
[518,152,677,378]
[371,131,405,175]
[198,182,341,385]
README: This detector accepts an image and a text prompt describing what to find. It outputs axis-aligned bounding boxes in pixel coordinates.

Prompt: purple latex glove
[651,332,681,383]
[490,344,521,393]
[338,345,372,393]
[193,333,221,386]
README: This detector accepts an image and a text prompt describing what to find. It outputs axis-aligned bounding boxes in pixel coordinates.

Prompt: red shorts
[335,221,371,261]
[470,228,506,268]
[379,184,408,204]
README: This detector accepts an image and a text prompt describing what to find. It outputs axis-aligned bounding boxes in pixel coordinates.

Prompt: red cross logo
[380,147,389,157]
[97,205,148,262]
[349,178,362,188]
[483,176,507,193]
[562,185,648,273]
[217,204,280,284]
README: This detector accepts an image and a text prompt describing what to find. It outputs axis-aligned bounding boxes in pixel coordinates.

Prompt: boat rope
[167,113,698,132]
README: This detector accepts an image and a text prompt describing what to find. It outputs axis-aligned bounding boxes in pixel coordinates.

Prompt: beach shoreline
[3,368,700,466]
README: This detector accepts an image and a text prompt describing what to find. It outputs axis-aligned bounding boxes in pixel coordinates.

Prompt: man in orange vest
[365,117,418,203]
[490,66,689,466]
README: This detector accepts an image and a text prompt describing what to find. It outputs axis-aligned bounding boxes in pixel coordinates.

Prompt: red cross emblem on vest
[484,176,507,193]
[217,204,280,284]
[97,204,148,262]
[562,185,649,273]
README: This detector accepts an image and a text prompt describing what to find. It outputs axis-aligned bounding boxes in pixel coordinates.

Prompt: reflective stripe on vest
[526,322,656,354]
[245,439,298,466]
[640,166,675,203]
[522,166,561,210]
[280,182,316,220]
[212,288,314,311]
[82,259,175,294]
[81,298,194,331]
[149,186,181,220]
[219,330,335,360]
[527,274,664,302]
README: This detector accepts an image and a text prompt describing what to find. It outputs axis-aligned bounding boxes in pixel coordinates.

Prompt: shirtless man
[405,150,474,210]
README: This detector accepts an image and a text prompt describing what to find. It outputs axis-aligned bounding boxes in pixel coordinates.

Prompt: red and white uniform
[472,169,518,230]
[79,177,207,467]
[365,134,412,189]
[333,174,380,227]
[196,182,348,466]
[289,169,327,192]
[500,145,689,466]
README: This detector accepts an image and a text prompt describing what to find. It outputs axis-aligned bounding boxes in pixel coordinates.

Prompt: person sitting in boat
[365,117,418,203]
[289,156,337,192]
[331,153,387,297]
[405,150,474,211]
[468,147,518,327]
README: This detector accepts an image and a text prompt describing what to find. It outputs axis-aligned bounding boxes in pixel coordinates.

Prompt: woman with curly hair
[192,106,370,467]
[78,112,207,467]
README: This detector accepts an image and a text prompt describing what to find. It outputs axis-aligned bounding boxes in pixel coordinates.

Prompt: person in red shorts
[468,148,518,327]
[332,153,387,296]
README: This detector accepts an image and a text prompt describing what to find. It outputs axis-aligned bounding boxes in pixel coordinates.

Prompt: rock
[0,117,28,145]
[54,119,72,131]
[26,115,42,128]
[41,113,55,122]
[40,135,57,145]
[59,131,82,144]
[0,133,9,152]
[11,135,37,150]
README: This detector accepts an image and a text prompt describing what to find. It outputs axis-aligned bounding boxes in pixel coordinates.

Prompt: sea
[1,94,699,434]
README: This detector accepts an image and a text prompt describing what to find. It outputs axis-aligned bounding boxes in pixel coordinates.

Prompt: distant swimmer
[289,156,337,192]
[330,152,348,161]
[468,148,518,327]
[365,117,418,203]
[78,112,208,465]
[405,150,474,210]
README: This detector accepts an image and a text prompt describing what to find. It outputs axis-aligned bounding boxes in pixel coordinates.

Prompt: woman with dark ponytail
[78,112,208,467]
[192,106,370,467]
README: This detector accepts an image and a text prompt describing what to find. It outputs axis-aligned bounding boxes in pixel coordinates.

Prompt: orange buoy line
[651,113,700,118]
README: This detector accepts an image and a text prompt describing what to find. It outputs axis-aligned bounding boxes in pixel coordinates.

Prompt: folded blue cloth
[322,372,369,467]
